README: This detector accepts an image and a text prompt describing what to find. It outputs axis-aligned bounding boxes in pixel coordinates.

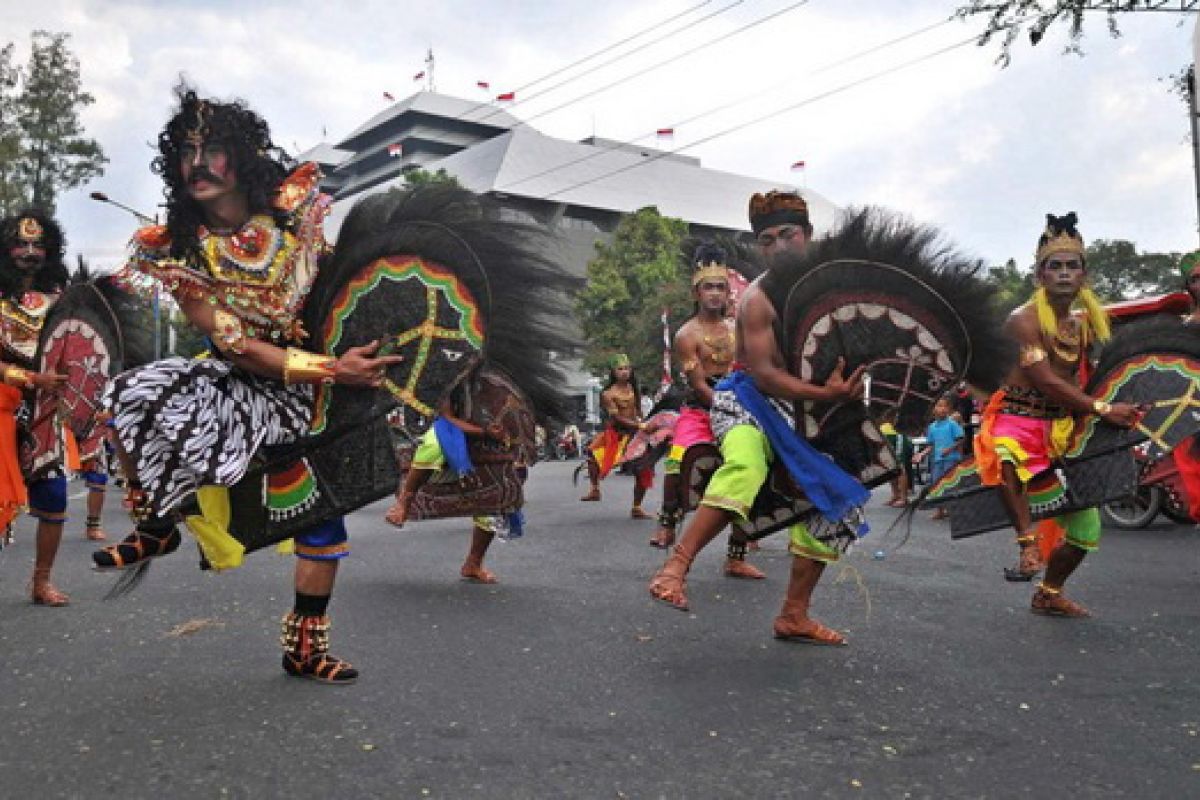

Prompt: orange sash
[0,384,27,529]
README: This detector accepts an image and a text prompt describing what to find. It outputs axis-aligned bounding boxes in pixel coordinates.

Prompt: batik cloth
[104,356,312,518]
[409,425,517,535]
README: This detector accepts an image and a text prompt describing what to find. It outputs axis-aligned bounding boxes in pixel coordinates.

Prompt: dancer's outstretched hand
[824,357,866,402]
[334,339,405,387]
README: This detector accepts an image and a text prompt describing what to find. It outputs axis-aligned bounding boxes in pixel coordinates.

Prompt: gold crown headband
[1035,232,1084,265]
[692,264,729,287]
[16,217,43,244]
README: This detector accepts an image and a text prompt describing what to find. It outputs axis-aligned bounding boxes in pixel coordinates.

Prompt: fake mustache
[188,167,223,185]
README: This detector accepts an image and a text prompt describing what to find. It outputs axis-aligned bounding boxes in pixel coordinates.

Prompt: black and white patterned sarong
[104,357,312,517]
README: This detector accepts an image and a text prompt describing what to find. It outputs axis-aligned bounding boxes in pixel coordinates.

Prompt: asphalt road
[0,460,1197,799]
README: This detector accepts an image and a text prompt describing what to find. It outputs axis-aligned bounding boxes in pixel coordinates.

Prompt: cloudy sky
[2,0,1197,271]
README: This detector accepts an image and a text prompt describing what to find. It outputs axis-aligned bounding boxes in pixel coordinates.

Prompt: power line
[498,15,956,193]
[537,30,990,202]
[450,1,723,127]
[522,0,811,126]
[515,0,717,94]
[473,0,746,123]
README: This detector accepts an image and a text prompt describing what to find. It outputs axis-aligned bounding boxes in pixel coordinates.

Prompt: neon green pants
[700,424,838,563]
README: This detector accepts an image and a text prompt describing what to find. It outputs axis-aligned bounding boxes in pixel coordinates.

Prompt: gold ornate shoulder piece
[131,224,172,253]
[274,162,322,214]
[1019,344,1047,368]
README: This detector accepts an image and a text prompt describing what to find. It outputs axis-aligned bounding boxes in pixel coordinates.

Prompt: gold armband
[1018,345,1047,368]
[1092,399,1112,416]
[2,366,31,387]
[283,348,336,385]
[212,309,248,355]
[680,358,700,374]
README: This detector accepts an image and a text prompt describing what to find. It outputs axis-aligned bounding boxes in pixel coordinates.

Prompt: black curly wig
[0,209,70,299]
[154,83,295,268]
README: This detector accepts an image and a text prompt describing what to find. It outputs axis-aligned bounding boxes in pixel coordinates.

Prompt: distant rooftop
[335,125,837,234]
[336,92,518,149]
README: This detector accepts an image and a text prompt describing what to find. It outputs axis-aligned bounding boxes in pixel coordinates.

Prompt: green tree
[985,242,1184,309]
[575,206,689,383]
[0,44,24,215]
[3,31,107,215]
[1084,239,1182,300]
[955,1,1197,66]
[986,258,1035,314]
[402,166,460,188]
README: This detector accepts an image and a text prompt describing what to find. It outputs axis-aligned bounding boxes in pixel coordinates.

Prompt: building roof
[294,142,352,170]
[336,92,519,148]
[332,126,837,234]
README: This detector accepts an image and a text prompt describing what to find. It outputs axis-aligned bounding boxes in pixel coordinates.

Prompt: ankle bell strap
[280,612,332,657]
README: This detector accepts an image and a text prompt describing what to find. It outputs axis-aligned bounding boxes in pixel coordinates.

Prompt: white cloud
[1,0,1196,268]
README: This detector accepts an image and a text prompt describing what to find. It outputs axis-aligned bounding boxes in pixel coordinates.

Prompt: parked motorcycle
[1101,444,1194,529]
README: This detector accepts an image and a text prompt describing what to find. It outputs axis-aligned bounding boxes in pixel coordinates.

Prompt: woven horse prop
[24,275,154,482]
[677,209,1013,542]
[390,366,539,527]
[191,184,574,565]
[924,313,1200,538]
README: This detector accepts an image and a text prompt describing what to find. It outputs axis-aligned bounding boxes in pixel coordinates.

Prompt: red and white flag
[660,308,672,388]
[790,159,806,171]
[496,91,515,102]
[383,91,395,102]
[413,70,426,82]
[387,142,404,157]
[476,80,490,90]
[656,127,674,139]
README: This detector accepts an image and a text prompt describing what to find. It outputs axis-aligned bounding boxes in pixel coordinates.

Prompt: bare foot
[630,506,653,520]
[460,564,498,584]
[384,494,410,528]
[85,526,107,542]
[580,488,601,502]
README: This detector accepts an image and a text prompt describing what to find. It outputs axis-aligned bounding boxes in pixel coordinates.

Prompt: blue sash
[718,371,868,535]
[432,417,474,477]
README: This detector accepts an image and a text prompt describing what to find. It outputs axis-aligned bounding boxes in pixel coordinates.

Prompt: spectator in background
[916,395,964,520]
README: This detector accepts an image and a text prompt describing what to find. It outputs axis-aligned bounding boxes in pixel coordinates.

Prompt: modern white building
[300,92,839,420]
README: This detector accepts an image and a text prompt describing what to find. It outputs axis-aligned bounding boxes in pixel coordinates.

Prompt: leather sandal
[649,546,693,611]
[773,619,847,646]
[92,526,181,571]
[1031,585,1090,618]
[724,558,766,580]
[1004,543,1045,582]
[30,569,69,607]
